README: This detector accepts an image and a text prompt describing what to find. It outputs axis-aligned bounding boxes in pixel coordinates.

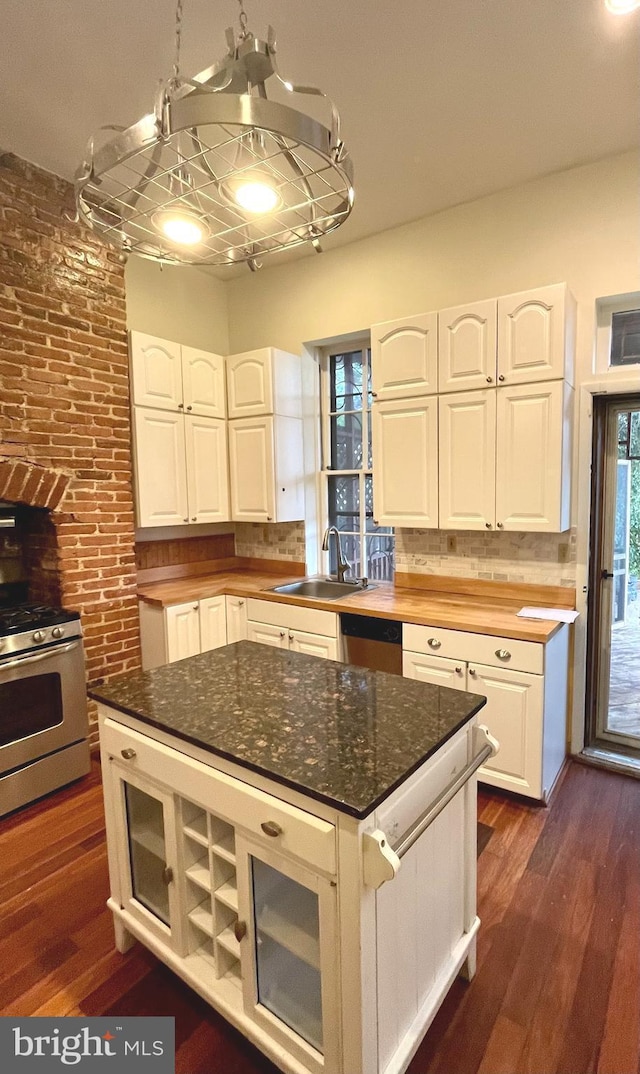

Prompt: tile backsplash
[394,528,577,588]
[235,522,306,562]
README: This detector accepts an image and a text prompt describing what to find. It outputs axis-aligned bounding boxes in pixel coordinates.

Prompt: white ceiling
[1,0,639,268]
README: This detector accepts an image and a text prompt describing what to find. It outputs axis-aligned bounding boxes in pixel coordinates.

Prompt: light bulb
[153,209,208,246]
[605,0,640,13]
[221,170,282,215]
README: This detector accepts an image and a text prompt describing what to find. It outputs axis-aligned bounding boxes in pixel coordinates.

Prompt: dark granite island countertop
[89,641,486,819]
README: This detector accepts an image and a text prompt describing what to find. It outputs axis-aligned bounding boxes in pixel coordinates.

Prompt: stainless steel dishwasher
[340,614,403,675]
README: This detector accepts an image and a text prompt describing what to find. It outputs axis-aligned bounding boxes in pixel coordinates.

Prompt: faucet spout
[322,526,351,582]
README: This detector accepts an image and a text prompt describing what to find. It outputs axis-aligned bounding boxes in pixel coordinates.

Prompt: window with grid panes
[320,345,394,581]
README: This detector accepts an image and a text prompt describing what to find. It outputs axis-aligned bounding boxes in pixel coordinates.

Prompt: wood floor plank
[1,759,639,1074]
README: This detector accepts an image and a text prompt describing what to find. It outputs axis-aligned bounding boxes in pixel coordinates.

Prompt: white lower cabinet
[99,710,480,1074]
[140,595,235,670]
[225,595,248,644]
[246,599,340,661]
[403,623,569,801]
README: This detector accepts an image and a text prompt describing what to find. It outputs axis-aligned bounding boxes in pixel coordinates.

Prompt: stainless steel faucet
[322,526,351,582]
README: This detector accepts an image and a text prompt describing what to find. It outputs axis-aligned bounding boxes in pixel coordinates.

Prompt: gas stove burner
[0,602,81,636]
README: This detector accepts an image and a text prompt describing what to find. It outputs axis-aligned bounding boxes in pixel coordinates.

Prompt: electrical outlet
[446,535,457,553]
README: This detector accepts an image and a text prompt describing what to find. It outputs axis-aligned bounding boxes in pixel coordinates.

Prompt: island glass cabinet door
[108,762,180,948]
[235,835,340,1074]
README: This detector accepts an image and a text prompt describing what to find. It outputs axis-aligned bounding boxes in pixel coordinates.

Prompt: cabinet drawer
[374,723,472,844]
[403,623,543,674]
[246,598,338,638]
[101,718,336,875]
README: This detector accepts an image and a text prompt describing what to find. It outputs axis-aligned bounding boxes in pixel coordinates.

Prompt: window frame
[595,293,640,375]
[318,340,394,580]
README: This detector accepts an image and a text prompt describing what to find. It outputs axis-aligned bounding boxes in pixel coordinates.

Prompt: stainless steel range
[0,602,90,816]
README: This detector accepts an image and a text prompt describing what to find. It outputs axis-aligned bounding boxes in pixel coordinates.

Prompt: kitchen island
[91,641,491,1074]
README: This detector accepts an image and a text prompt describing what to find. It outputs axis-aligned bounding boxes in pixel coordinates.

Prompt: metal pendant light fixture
[75,0,354,270]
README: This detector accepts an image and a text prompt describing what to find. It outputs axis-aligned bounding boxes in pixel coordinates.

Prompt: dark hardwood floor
[1,759,638,1074]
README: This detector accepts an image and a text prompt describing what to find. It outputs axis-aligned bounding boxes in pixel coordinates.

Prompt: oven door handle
[0,641,80,673]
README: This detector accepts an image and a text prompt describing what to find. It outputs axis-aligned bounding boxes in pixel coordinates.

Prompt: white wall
[125,256,229,354]
[225,151,640,380]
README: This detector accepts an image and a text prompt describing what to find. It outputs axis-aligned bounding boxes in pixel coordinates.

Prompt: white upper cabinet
[134,409,230,528]
[226,348,301,418]
[497,283,575,387]
[439,390,497,531]
[438,299,497,393]
[184,415,230,525]
[181,346,226,418]
[370,313,438,401]
[372,396,439,528]
[495,380,573,532]
[440,380,572,533]
[130,331,226,417]
[133,408,189,527]
[228,415,304,523]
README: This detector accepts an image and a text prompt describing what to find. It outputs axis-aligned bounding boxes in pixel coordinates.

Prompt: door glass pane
[125,783,170,925]
[251,857,323,1053]
[0,673,63,746]
[604,410,640,744]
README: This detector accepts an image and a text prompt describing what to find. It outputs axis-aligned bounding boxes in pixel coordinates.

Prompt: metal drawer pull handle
[427,638,441,649]
[121,748,136,760]
[234,920,247,942]
[469,667,476,676]
[261,820,283,838]
[391,725,499,860]
[495,649,511,660]
[455,666,462,673]
[288,632,294,641]
[162,866,173,885]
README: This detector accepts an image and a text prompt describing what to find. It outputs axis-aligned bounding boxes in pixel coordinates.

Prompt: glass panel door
[124,782,170,924]
[590,398,640,754]
[251,857,323,1053]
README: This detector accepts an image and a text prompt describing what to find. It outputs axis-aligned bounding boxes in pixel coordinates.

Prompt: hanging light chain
[236,0,251,39]
[172,0,185,85]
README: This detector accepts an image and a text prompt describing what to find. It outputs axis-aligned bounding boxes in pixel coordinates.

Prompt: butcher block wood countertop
[137,563,576,644]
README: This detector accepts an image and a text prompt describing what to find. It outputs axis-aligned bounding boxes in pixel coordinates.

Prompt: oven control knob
[51,626,65,639]
[32,630,46,643]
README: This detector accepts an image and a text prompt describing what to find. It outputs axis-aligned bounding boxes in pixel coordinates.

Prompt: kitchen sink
[267,578,377,601]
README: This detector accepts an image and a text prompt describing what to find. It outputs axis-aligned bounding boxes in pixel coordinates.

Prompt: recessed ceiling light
[605,0,640,14]
[152,210,209,246]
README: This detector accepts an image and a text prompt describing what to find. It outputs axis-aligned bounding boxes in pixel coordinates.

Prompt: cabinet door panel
[199,595,227,652]
[438,300,497,393]
[372,397,438,528]
[289,631,338,661]
[402,651,467,690]
[165,602,201,663]
[496,381,570,532]
[182,347,226,417]
[226,597,248,643]
[236,836,339,1074]
[106,762,179,948]
[371,313,438,400]
[134,408,188,528]
[226,350,273,417]
[130,332,183,411]
[470,664,543,797]
[185,415,230,524]
[247,621,288,649]
[439,391,496,530]
[228,417,276,522]
[498,284,571,385]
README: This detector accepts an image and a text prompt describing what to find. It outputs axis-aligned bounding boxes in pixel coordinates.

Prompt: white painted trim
[572,371,640,753]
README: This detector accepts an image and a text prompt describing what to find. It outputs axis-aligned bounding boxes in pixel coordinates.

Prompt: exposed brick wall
[0,151,141,738]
